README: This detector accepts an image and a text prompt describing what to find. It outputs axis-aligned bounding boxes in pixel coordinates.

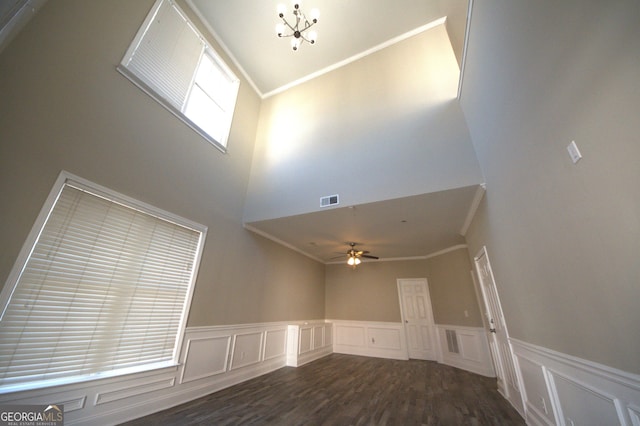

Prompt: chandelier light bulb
[277,3,286,17]
[307,30,317,43]
[276,23,285,36]
[291,38,301,51]
[347,256,355,266]
[355,257,361,265]
[310,8,320,22]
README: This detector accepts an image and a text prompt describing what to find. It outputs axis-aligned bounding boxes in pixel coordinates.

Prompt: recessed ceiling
[246,185,483,263]
[189,0,469,96]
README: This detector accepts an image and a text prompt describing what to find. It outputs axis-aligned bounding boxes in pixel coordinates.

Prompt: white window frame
[117,0,239,153]
[0,171,207,393]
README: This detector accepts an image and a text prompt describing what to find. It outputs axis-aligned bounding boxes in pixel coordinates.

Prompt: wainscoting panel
[286,321,333,367]
[368,326,402,350]
[335,324,366,347]
[515,355,555,426]
[313,325,324,349]
[264,328,287,361]
[436,325,495,377]
[511,338,640,426]
[331,320,408,360]
[299,327,312,354]
[94,377,176,405]
[229,332,263,370]
[180,335,231,383]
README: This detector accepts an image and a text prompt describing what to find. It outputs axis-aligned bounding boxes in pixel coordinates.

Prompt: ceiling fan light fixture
[347,255,361,267]
[276,3,319,51]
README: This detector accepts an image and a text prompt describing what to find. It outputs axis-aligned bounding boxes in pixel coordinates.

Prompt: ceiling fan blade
[361,254,379,259]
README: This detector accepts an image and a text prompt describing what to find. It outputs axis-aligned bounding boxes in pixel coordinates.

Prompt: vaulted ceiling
[188,0,470,97]
[186,0,481,263]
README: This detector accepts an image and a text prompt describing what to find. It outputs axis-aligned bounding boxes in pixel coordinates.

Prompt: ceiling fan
[332,242,379,267]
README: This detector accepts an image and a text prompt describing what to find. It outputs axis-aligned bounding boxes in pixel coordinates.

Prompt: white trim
[424,244,468,260]
[511,338,640,426]
[243,224,324,263]
[460,183,486,236]
[263,17,448,98]
[0,0,48,54]
[186,0,262,97]
[456,0,474,100]
[326,245,468,265]
[511,338,640,391]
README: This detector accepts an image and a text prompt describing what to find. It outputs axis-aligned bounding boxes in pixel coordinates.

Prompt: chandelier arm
[280,18,297,33]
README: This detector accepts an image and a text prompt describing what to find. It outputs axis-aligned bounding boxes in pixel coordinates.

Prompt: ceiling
[187,0,477,264]
[188,0,470,97]
[247,185,484,263]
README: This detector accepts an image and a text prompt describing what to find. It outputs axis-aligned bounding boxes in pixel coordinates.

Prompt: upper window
[118,0,239,152]
[0,172,207,393]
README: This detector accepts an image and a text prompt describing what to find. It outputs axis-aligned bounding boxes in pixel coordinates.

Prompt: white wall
[244,23,483,222]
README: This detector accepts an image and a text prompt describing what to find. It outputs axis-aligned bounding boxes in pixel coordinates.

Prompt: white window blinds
[0,174,205,392]
[123,0,203,110]
[118,0,239,152]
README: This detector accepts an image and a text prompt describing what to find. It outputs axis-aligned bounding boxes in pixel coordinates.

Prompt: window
[0,172,206,392]
[117,0,239,152]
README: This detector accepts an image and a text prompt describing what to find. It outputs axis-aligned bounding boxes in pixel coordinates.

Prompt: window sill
[0,361,181,395]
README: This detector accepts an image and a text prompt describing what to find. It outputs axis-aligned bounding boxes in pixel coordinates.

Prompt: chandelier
[276,3,319,51]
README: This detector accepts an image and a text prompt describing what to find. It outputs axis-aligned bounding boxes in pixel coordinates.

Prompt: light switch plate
[567,140,582,164]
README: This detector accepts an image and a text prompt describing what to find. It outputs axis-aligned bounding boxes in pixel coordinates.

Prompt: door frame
[396,278,441,361]
[474,246,524,415]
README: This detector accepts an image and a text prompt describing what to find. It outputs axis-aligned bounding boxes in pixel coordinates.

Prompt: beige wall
[325,250,483,327]
[425,248,483,327]
[0,0,325,326]
[461,0,640,374]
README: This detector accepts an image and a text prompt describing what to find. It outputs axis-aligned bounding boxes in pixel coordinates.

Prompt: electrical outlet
[540,397,548,414]
[567,140,582,164]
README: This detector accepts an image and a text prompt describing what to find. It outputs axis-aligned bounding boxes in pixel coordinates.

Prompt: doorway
[397,278,438,361]
[474,246,523,413]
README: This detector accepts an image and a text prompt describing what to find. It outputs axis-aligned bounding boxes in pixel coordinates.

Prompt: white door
[474,247,523,412]
[397,278,438,360]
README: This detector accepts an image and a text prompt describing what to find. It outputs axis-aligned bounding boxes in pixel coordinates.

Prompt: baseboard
[510,338,640,426]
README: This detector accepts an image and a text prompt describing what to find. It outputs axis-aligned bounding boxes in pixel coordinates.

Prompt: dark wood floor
[123,354,525,425]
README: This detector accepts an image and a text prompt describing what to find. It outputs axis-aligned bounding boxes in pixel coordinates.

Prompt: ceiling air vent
[320,194,339,208]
